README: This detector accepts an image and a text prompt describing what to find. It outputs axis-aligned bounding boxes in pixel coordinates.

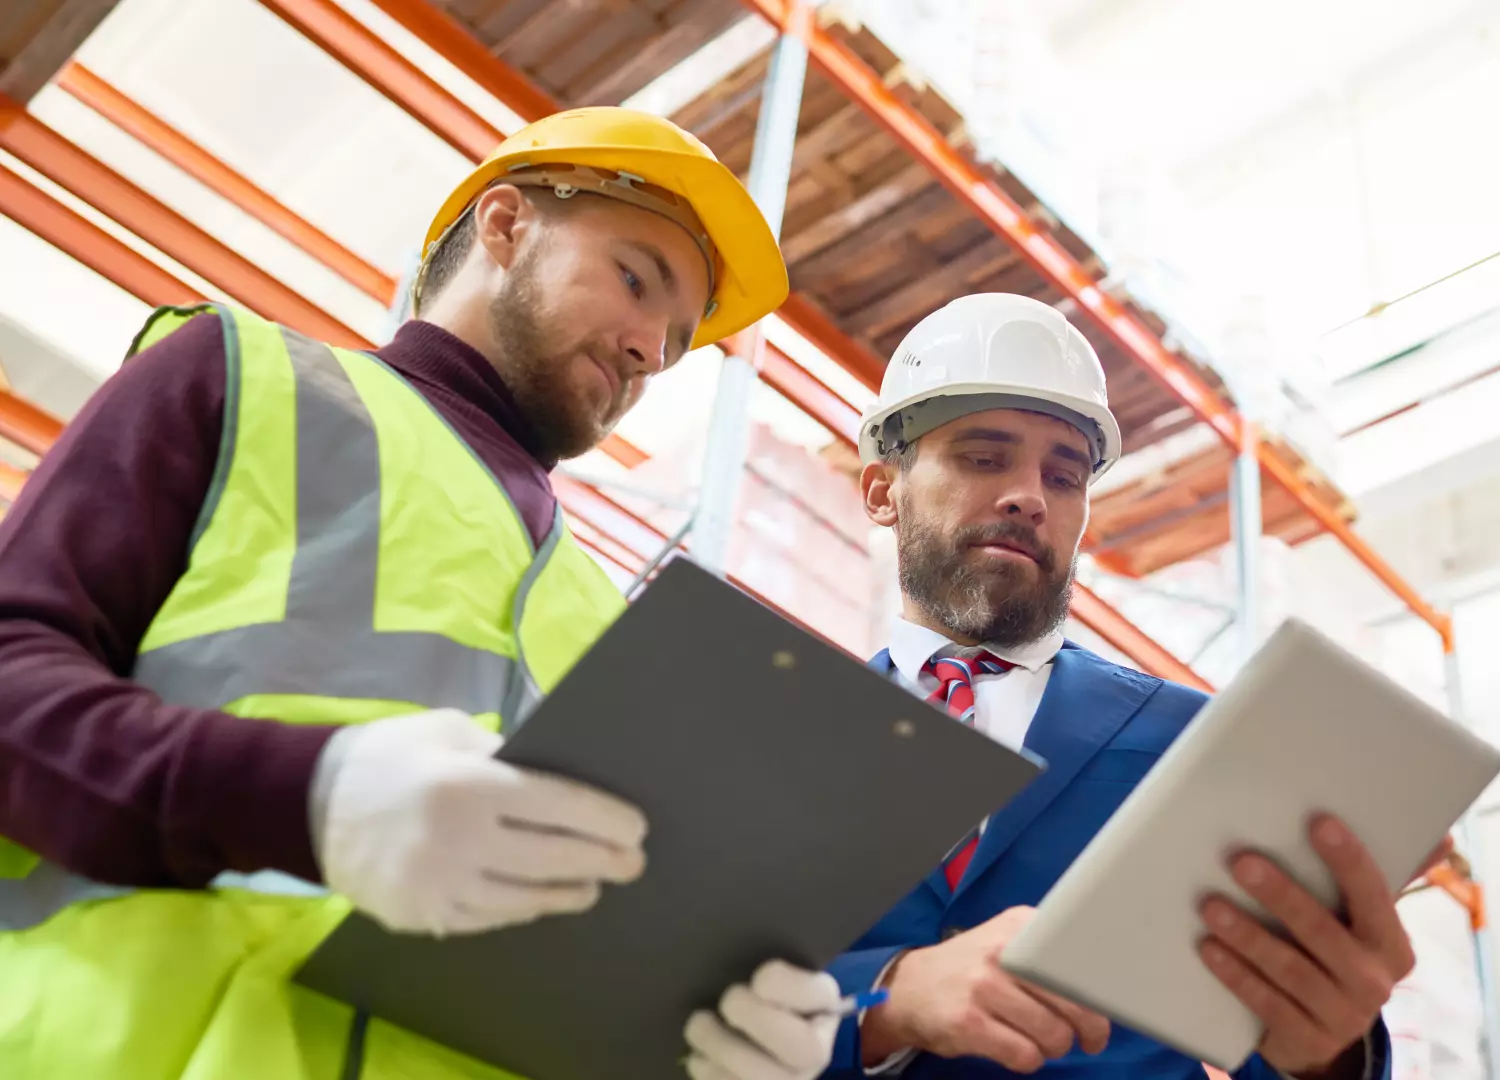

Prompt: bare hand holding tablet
[1000,618,1500,1071]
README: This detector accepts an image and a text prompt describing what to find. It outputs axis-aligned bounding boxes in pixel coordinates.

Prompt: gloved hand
[310,708,647,937]
[683,960,843,1080]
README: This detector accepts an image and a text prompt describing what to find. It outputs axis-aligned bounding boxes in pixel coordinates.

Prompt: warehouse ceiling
[842,0,1500,504]
[4,0,1499,510]
[0,0,119,101]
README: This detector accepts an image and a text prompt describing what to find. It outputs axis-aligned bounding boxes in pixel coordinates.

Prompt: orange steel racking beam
[599,433,650,469]
[552,474,677,564]
[566,514,648,578]
[1426,861,1486,930]
[363,0,560,124]
[56,63,397,305]
[776,292,885,392]
[0,460,25,504]
[346,0,559,124]
[0,96,368,349]
[0,160,203,307]
[0,388,64,457]
[1071,583,1214,693]
[257,0,501,159]
[759,339,859,450]
[734,0,1454,651]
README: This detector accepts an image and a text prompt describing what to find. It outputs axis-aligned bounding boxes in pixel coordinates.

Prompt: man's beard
[487,249,620,463]
[896,499,1075,649]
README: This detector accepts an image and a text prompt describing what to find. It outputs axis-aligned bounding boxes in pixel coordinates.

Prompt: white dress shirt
[886,619,1063,753]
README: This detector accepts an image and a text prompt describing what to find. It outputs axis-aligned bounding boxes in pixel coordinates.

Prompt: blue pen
[827,987,889,1017]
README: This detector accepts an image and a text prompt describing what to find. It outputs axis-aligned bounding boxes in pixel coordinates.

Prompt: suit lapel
[950,644,1159,902]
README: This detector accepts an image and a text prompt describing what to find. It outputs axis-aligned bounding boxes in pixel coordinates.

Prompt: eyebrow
[951,428,1092,470]
[623,240,678,299]
[1049,442,1093,470]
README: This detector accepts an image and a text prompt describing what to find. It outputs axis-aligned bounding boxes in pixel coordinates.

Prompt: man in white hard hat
[818,294,1428,1080]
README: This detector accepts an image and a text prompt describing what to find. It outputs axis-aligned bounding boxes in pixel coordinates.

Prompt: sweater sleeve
[0,312,337,888]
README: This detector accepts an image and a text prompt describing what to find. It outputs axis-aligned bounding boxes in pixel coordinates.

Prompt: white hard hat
[859,293,1123,479]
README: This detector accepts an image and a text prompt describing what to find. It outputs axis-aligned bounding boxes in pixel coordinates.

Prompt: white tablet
[1000,617,1500,1070]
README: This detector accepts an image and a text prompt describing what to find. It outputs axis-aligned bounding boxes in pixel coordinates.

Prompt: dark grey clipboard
[296,556,1043,1079]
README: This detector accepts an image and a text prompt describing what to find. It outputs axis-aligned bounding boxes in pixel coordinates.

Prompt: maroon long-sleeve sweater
[0,314,558,888]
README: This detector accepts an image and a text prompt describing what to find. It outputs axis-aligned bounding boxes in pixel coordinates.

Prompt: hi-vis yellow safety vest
[0,304,626,1080]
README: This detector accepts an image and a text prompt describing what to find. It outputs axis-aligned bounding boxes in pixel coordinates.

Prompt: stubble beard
[487,249,618,462]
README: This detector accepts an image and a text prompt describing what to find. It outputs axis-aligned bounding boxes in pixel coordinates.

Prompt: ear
[472,185,531,272]
[861,461,899,528]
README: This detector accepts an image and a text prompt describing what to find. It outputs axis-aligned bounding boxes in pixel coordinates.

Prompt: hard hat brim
[425,148,787,352]
[858,383,1124,481]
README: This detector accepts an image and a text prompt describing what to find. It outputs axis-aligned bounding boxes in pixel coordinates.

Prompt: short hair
[882,439,919,472]
[414,188,590,315]
[414,209,476,313]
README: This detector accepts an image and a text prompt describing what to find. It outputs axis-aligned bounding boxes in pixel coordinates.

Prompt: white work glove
[310,708,647,937]
[683,960,843,1080]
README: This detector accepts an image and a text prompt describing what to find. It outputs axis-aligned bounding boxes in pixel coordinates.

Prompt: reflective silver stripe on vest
[0,862,327,932]
[0,860,133,931]
[133,326,518,715]
[211,869,329,898]
[501,509,567,728]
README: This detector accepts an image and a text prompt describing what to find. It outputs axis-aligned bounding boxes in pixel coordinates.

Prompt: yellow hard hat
[419,107,788,351]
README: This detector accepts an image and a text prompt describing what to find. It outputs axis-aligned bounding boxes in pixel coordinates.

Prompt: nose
[996,471,1048,527]
[620,313,670,377]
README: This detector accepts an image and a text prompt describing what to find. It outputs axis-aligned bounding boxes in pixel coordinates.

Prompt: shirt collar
[888,618,1064,685]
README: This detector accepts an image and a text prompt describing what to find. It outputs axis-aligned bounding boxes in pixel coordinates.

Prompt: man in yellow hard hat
[0,108,843,1080]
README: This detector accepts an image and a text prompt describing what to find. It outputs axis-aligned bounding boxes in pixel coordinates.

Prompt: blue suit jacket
[823,641,1390,1080]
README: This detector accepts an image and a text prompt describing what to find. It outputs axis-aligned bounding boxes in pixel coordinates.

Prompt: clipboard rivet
[772,650,796,670]
[893,719,916,738]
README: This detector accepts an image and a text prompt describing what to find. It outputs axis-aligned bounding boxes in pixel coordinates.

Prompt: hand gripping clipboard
[297,557,1043,1079]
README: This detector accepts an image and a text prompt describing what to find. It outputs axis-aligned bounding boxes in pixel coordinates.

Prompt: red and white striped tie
[923,649,1013,890]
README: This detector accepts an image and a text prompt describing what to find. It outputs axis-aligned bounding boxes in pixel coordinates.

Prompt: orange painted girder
[364,0,561,124]
[257,0,501,160]
[758,339,859,450]
[56,62,397,305]
[0,160,203,308]
[0,460,28,503]
[0,96,368,349]
[776,292,883,392]
[1071,582,1214,692]
[0,388,64,457]
[1427,862,1486,930]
